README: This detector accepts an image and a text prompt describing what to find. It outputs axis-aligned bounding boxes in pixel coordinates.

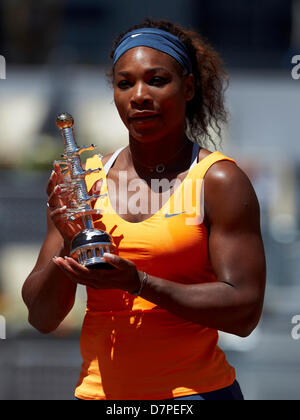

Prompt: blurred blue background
[0,0,299,400]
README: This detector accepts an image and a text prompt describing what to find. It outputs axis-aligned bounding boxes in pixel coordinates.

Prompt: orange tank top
[74,145,236,400]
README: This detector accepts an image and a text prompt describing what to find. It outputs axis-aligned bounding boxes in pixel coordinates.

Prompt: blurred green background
[0,0,300,400]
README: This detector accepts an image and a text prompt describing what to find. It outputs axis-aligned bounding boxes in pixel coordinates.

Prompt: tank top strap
[189,143,201,170]
[103,146,127,175]
[104,143,200,174]
[85,148,235,193]
[192,151,236,180]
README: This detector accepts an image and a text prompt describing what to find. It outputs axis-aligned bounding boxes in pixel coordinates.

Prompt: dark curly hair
[109,18,229,150]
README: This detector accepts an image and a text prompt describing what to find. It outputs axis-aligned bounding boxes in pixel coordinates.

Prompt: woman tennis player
[22,19,266,400]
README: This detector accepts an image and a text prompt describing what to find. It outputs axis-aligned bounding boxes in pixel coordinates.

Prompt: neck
[128,135,192,176]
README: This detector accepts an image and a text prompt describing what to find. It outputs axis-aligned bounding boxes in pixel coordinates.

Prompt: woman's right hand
[46,163,104,248]
[46,163,84,247]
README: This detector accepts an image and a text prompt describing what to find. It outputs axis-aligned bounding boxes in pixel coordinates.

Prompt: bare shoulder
[203,154,261,229]
[205,155,254,194]
[198,148,251,193]
[100,147,129,168]
[83,151,114,170]
[83,152,114,172]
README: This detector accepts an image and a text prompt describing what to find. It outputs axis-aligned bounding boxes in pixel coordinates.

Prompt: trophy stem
[84,215,93,230]
[62,127,78,154]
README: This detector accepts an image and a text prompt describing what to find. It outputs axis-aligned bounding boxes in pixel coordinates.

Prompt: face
[113,47,194,144]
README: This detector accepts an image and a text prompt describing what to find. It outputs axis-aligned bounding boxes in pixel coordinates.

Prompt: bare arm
[22,167,80,334]
[137,161,266,337]
[22,156,109,334]
[22,210,77,334]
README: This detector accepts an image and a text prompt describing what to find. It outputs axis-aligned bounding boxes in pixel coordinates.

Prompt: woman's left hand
[52,254,141,293]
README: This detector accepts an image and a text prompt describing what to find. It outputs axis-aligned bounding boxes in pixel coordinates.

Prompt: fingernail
[103,253,114,260]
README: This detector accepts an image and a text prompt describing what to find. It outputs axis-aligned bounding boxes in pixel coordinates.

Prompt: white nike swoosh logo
[165,212,186,218]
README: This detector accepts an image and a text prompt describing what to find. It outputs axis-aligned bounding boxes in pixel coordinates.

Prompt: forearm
[22,246,77,334]
[140,275,260,337]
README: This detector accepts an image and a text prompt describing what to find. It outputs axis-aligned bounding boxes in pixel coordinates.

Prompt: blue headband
[113,28,193,74]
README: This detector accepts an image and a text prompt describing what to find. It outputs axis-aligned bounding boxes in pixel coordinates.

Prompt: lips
[129,112,160,121]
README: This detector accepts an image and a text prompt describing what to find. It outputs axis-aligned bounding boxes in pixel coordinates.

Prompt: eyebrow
[116,67,170,76]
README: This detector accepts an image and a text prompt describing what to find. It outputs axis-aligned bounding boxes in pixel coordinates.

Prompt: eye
[149,76,169,86]
[117,80,132,90]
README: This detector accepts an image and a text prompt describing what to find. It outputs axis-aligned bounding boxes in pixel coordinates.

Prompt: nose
[130,81,153,108]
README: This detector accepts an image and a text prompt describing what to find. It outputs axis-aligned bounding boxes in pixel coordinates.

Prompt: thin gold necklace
[130,140,190,174]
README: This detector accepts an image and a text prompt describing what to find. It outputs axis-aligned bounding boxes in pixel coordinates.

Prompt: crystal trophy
[55,112,115,269]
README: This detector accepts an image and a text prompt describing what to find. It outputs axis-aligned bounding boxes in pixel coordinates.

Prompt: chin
[129,129,166,144]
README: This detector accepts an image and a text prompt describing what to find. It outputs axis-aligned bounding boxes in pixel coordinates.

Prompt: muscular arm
[140,161,266,337]
[22,209,77,334]
[21,155,113,334]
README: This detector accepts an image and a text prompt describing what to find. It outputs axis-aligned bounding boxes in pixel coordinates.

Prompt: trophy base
[70,229,115,270]
[87,263,114,270]
[82,257,115,270]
